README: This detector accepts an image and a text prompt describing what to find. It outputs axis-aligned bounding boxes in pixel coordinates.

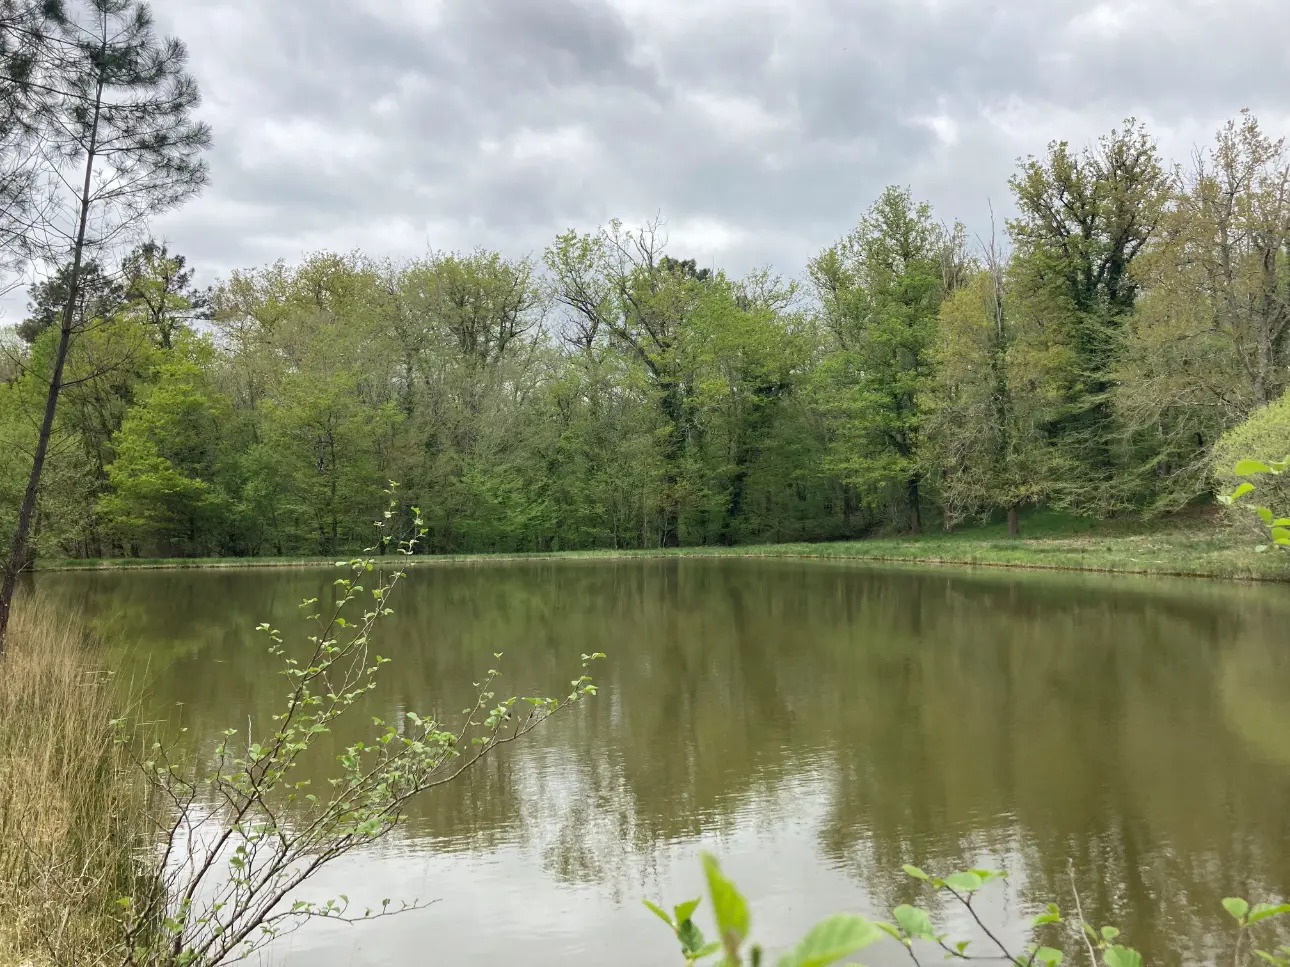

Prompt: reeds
[0,594,153,966]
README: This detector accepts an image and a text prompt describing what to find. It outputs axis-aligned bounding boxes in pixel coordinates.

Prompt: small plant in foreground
[650,857,1290,967]
[1219,456,1290,551]
[114,485,602,966]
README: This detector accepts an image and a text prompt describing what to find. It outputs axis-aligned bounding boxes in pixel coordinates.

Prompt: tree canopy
[5,112,1290,560]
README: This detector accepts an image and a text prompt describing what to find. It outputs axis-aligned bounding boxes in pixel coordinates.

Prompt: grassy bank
[33,512,1290,582]
[0,598,153,966]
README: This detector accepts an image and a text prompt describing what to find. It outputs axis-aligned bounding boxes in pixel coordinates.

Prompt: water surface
[36,559,1290,965]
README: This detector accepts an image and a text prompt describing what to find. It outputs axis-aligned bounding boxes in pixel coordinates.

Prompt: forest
[3,112,1290,561]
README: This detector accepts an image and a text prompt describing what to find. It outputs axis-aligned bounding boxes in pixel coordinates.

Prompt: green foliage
[1214,394,1290,536]
[1007,121,1169,512]
[1220,453,1290,550]
[98,353,234,556]
[652,860,1290,967]
[114,488,603,965]
[809,186,963,532]
[646,853,883,967]
[12,112,1290,563]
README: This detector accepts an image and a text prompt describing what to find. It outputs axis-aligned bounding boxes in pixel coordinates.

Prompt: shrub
[1213,393,1290,528]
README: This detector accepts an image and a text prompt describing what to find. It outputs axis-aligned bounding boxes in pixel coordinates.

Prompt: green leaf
[643,899,673,927]
[1033,947,1064,966]
[1249,904,1290,924]
[944,871,985,892]
[1258,507,1275,524]
[893,904,935,941]
[1224,898,1251,922]
[1101,927,1120,942]
[678,917,707,955]
[1102,946,1143,967]
[1236,459,1273,476]
[776,914,881,967]
[1231,481,1256,500]
[902,864,929,881]
[1030,902,1062,927]
[695,941,723,959]
[674,898,701,925]
[874,922,901,941]
[702,853,750,953]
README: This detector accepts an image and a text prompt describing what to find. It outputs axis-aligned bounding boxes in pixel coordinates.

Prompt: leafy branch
[114,483,603,966]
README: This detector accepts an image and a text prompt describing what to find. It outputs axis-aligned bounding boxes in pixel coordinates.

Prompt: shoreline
[32,531,1290,583]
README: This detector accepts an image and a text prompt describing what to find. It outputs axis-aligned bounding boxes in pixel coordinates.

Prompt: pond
[35,558,1290,965]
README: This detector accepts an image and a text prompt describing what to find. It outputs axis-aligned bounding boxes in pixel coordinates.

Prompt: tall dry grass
[0,594,155,966]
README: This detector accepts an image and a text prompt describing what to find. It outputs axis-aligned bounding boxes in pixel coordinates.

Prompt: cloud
[3,0,1285,322]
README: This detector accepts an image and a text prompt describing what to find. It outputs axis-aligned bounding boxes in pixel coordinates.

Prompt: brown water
[35,558,1290,965]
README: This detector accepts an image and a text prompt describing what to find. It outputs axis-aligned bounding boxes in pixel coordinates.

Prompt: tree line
[4,8,1290,586]
[5,112,1290,565]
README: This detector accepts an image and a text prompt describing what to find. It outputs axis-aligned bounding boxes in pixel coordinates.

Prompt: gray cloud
[5,0,1287,323]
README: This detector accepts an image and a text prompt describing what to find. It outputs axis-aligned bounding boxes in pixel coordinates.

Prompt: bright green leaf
[902,864,929,881]
[776,914,881,967]
[1033,947,1064,966]
[1224,898,1251,922]
[702,853,750,952]
[1249,904,1290,924]
[893,904,935,940]
[874,922,901,941]
[1236,459,1273,476]
[1102,946,1143,967]
[674,898,701,925]
[643,899,673,928]
[944,871,985,892]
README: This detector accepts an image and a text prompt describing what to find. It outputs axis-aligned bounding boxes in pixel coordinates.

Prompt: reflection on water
[34,559,1290,965]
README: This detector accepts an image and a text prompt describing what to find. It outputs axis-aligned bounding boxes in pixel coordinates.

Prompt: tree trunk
[660,496,680,548]
[0,87,102,657]
[842,484,858,535]
[720,465,749,547]
[907,475,923,534]
[659,384,685,549]
[1007,503,1021,538]
[1254,330,1273,407]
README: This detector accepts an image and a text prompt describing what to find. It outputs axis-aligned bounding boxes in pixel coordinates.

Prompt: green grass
[35,510,1290,581]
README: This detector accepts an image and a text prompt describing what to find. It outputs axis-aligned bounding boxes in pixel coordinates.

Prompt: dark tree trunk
[1007,503,1021,538]
[720,466,749,547]
[659,384,685,549]
[0,88,102,656]
[907,475,923,534]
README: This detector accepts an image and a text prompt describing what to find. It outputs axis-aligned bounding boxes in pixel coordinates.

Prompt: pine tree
[0,0,211,654]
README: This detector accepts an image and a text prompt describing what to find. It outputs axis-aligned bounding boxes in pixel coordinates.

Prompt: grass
[32,510,1290,582]
[0,596,155,966]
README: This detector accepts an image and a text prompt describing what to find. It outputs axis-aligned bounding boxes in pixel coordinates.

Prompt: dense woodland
[3,112,1290,560]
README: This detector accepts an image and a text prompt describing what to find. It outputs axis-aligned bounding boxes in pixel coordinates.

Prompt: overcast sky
[5,0,1290,320]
